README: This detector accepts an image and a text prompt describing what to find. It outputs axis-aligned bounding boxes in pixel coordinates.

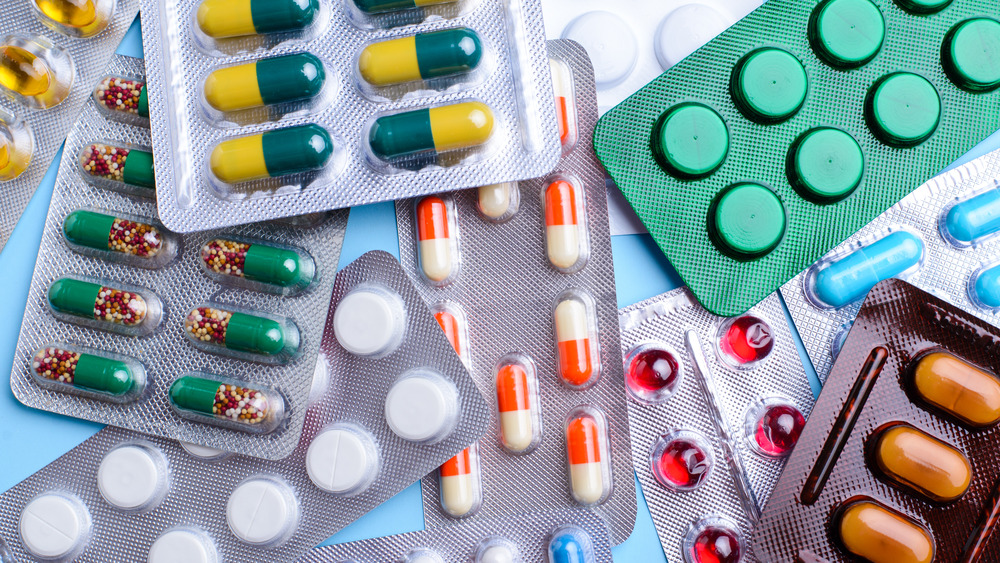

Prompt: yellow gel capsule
[871,424,971,503]
[0,46,51,97]
[837,500,934,563]
[0,112,34,181]
[911,351,1000,427]
[34,0,97,27]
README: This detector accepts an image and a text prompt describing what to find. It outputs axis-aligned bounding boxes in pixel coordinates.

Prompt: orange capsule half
[555,295,600,388]
[566,407,610,505]
[416,196,455,284]
[496,361,538,453]
[434,308,461,354]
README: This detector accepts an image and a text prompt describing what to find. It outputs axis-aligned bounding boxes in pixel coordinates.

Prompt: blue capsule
[547,526,594,563]
[944,188,1000,246]
[973,263,1000,309]
[813,231,924,308]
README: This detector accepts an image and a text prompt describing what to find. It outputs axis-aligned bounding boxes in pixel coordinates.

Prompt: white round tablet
[306,426,377,495]
[98,445,164,510]
[147,528,217,563]
[333,287,405,357]
[385,372,457,443]
[480,544,516,563]
[226,478,298,545]
[179,441,231,461]
[655,4,734,70]
[561,11,638,89]
[19,493,90,560]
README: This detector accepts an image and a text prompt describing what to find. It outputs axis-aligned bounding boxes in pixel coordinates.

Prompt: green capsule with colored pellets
[210,124,333,184]
[204,53,326,112]
[63,209,165,258]
[32,345,142,397]
[200,238,315,290]
[369,101,495,160]
[79,142,155,190]
[359,28,482,87]
[353,0,457,14]
[184,306,300,358]
[48,277,153,329]
[196,0,318,39]
[169,374,284,432]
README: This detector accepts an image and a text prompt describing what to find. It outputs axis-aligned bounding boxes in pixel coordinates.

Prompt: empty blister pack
[619,287,815,562]
[303,509,612,563]
[594,0,1000,317]
[757,279,1000,562]
[782,147,1000,382]
[9,55,349,459]
[395,40,636,544]
[140,0,561,233]
[0,0,139,248]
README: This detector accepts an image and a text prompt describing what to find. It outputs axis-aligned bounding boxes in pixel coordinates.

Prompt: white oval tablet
[98,445,164,510]
[655,4,734,70]
[333,287,405,356]
[385,372,457,443]
[306,426,376,494]
[19,493,90,560]
[226,478,297,545]
[561,11,638,89]
[147,528,217,563]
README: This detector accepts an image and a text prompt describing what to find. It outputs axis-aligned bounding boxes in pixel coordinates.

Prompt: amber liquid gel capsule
[0,37,72,108]
[33,0,113,37]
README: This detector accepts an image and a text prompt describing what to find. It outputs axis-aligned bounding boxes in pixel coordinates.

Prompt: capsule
[204,53,325,112]
[352,0,458,14]
[94,76,148,118]
[973,263,1000,308]
[169,375,282,431]
[0,45,51,97]
[870,423,971,503]
[184,306,299,358]
[813,231,923,308]
[547,526,594,563]
[34,0,100,28]
[416,196,455,283]
[550,58,576,151]
[544,180,584,271]
[32,346,139,397]
[477,182,518,220]
[359,28,482,87]
[48,278,149,328]
[910,351,1000,427]
[434,307,464,358]
[944,188,1000,246]
[200,238,315,290]
[496,362,537,452]
[210,124,332,184]
[0,115,33,182]
[80,143,155,190]
[196,0,318,38]
[369,101,494,160]
[836,499,934,563]
[554,295,599,388]
[438,445,481,518]
[63,210,163,258]
[566,409,610,505]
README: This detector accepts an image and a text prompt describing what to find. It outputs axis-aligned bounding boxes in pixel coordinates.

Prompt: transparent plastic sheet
[395,40,636,544]
[781,148,1000,383]
[9,55,350,459]
[139,0,561,233]
[618,288,815,562]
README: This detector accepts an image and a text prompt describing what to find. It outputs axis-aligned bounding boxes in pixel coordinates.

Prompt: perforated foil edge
[394,40,637,545]
[9,55,349,459]
[781,148,1000,383]
[619,288,815,562]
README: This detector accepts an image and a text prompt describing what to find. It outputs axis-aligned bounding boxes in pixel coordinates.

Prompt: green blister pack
[593,0,1000,316]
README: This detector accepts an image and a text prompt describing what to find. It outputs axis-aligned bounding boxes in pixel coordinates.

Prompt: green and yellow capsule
[184,306,299,358]
[200,238,315,290]
[204,52,325,112]
[210,124,333,184]
[79,143,155,190]
[353,0,456,14]
[32,345,141,397]
[359,28,482,87]
[169,374,284,432]
[48,277,153,328]
[63,210,164,258]
[196,0,318,39]
[369,101,494,160]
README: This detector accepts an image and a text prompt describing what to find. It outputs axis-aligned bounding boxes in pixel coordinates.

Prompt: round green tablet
[809,0,885,69]
[730,48,808,123]
[865,72,941,148]
[788,127,864,203]
[710,183,786,259]
[942,18,1000,93]
[652,102,729,179]
[894,0,953,15]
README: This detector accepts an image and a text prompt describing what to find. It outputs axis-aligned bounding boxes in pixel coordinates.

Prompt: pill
[548,526,594,563]
[196,0,318,38]
[752,402,805,457]
[945,189,1000,245]
[416,196,455,283]
[94,76,148,118]
[306,426,377,494]
[226,478,298,545]
[566,410,610,505]
[710,182,786,260]
[385,371,457,443]
[33,0,102,29]
[496,362,537,453]
[544,179,584,271]
[98,445,165,510]
[211,124,333,184]
[865,72,941,148]
[434,307,463,356]
[561,11,636,90]
[910,351,1000,427]
[550,58,575,150]
[32,346,138,396]
[719,315,774,366]
[653,102,729,180]
[200,238,315,289]
[730,48,808,124]
[147,528,218,563]
[80,143,155,189]
[48,277,149,327]
[19,493,90,560]
[169,375,283,430]
[942,18,1000,93]
[689,524,742,563]
[359,28,482,87]
[0,44,52,98]
[655,5,731,71]
[652,431,713,491]
[895,0,953,15]
[405,549,446,563]
[204,53,325,113]
[0,116,33,181]
[812,231,923,308]
[333,286,405,357]
[555,296,600,387]
[871,423,971,503]
[369,101,495,160]
[438,446,480,518]
[477,182,517,220]
[63,209,164,259]
[787,127,865,204]
[836,499,934,563]
[353,0,457,14]
[479,544,515,563]
[625,345,681,403]
[974,263,1000,308]
[185,306,298,357]
[809,0,885,70]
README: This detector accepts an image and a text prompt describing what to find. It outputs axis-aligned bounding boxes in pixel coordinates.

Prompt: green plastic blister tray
[594,0,1000,316]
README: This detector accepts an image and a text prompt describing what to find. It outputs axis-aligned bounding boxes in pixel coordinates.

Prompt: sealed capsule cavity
[415,196,459,284]
[746,398,805,458]
[63,209,175,267]
[477,181,519,222]
[547,524,595,563]
[200,238,315,293]
[385,369,458,444]
[306,423,379,495]
[184,306,300,361]
[0,108,34,181]
[565,406,611,505]
[210,124,333,184]
[333,284,406,358]
[682,517,744,563]
[352,0,458,14]
[169,374,285,433]
[32,345,145,400]
[19,492,91,561]
[554,292,601,388]
[48,277,162,336]
[810,230,924,309]
[79,142,155,191]
[369,101,495,161]
[33,0,115,37]
[495,355,541,453]
[908,351,1000,427]
[0,35,73,109]
[147,527,218,563]
[625,343,682,404]
[196,0,319,38]
[716,314,774,367]
[550,58,577,153]
[651,429,713,491]
[475,538,517,563]
[972,262,1000,309]
[97,443,168,512]
[942,187,1000,247]
[226,476,299,546]
[94,76,148,121]
[835,498,934,563]
[432,301,469,364]
[204,53,326,113]
[358,28,482,87]
[869,423,971,503]
[544,178,588,272]
[439,445,481,518]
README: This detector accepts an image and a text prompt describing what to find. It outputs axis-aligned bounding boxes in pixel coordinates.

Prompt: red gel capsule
[718,315,774,366]
[753,402,805,457]
[691,525,742,563]
[626,345,681,403]
[652,431,713,491]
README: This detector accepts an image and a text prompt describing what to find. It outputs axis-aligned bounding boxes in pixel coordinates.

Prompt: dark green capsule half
[123,149,155,188]
[229,312,298,355]
[353,0,457,14]
[246,244,315,287]
[259,53,325,105]
[416,28,482,79]
[63,210,115,250]
[137,84,149,117]
[263,124,333,176]
[252,0,318,33]
[48,278,102,319]
[369,109,435,159]
[74,353,134,395]
[169,375,222,415]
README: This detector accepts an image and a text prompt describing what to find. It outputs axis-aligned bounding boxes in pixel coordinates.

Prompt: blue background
[2,17,1000,561]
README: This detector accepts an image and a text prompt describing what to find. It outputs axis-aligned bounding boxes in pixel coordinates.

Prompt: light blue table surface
[3,17,1000,561]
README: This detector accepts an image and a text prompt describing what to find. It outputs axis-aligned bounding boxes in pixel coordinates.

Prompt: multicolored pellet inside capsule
[93,76,148,117]
[184,306,298,358]
[32,346,138,396]
[200,238,315,290]
[48,278,148,327]
[63,210,163,258]
[80,143,155,189]
[169,375,281,431]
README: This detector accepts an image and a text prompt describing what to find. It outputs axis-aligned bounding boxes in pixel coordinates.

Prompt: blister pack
[757,279,1000,562]
[393,40,635,544]
[0,0,139,248]
[782,147,1000,382]
[9,55,350,459]
[139,0,561,233]
[593,0,1000,317]
[618,287,815,562]
[303,509,612,563]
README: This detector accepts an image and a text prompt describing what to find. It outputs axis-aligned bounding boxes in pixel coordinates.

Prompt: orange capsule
[438,445,481,518]
[544,180,586,271]
[550,58,576,152]
[555,294,600,388]
[416,196,455,284]
[566,407,611,505]
[432,303,468,365]
[496,360,538,453]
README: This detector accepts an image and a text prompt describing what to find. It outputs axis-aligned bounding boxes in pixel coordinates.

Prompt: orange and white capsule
[566,407,611,505]
[544,179,586,272]
[438,445,482,518]
[416,196,456,284]
[555,294,601,388]
[433,302,468,364]
[550,58,576,152]
[495,359,539,453]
